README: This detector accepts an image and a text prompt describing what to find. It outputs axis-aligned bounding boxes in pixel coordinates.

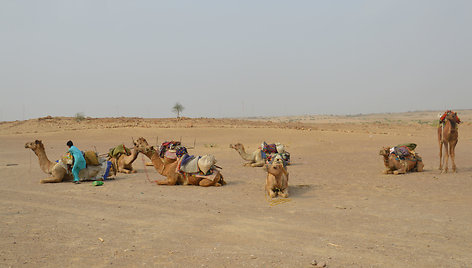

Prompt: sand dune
[1,111,471,267]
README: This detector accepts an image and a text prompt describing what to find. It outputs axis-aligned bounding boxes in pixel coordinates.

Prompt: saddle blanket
[108,144,131,158]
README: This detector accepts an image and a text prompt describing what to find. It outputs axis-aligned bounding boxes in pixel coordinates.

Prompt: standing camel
[438,111,460,173]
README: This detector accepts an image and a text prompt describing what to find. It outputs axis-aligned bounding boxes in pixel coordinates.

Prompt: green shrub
[75,112,85,122]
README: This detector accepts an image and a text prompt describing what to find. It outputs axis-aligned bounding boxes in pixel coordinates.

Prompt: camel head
[265,155,286,175]
[265,162,286,176]
[134,137,149,150]
[134,137,154,154]
[229,143,244,151]
[379,147,390,157]
[25,140,44,151]
[445,111,458,122]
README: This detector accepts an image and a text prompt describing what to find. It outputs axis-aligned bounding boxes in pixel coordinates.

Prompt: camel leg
[394,161,406,175]
[199,179,216,187]
[268,189,277,198]
[217,173,226,185]
[155,174,179,185]
[155,178,177,185]
[443,142,449,173]
[416,161,424,172]
[251,161,265,167]
[438,145,443,170]
[120,169,131,174]
[40,176,63,183]
[126,167,137,174]
[450,140,458,173]
[438,131,443,171]
[279,188,289,198]
[383,169,393,174]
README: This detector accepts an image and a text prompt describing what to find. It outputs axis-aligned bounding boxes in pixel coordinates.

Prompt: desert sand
[1,111,471,267]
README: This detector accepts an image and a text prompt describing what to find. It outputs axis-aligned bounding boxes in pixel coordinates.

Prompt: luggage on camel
[261,142,285,154]
[261,141,290,165]
[396,143,417,151]
[83,151,100,166]
[108,144,131,159]
[177,154,218,176]
[389,143,421,161]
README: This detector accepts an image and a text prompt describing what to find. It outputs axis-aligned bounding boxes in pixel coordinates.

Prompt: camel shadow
[222,180,244,186]
[289,184,320,198]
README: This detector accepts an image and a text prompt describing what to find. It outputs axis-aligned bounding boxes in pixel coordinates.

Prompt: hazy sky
[1,1,471,121]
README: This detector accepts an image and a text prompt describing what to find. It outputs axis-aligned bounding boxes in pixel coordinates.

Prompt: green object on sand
[396,143,417,150]
[92,181,104,186]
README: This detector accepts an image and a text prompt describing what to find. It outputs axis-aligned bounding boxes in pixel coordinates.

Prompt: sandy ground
[1,112,471,267]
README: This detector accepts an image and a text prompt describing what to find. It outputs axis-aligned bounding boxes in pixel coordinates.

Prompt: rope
[265,190,292,206]
[141,155,153,184]
[29,150,32,180]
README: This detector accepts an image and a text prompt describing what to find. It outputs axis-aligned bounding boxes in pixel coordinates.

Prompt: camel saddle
[108,144,131,159]
[390,144,419,160]
[177,154,218,176]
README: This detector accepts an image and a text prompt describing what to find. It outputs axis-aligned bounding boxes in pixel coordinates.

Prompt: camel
[109,139,141,174]
[264,155,289,198]
[134,137,178,166]
[25,140,113,183]
[438,111,459,173]
[136,138,225,187]
[229,143,265,167]
[379,147,424,175]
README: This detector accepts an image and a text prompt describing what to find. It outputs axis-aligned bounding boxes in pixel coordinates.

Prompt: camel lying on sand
[379,147,424,175]
[438,111,460,173]
[229,143,265,167]
[25,140,113,183]
[264,155,289,198]
[136,137,225,187]
[108,140,140,174]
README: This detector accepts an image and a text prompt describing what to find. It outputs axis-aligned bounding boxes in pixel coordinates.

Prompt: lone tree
[172,102,185,118]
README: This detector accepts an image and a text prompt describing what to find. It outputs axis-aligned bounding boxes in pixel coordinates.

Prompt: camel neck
[448,118,457,130]
[142,149,164,167]
[34,148,54,173]
[236,146,253,160]
[383,155,390,168]
[124,147,140,164]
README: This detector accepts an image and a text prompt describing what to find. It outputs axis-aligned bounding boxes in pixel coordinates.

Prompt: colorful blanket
[440,110,461,124]
[262,142,278,154]
[159,141,181,157]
